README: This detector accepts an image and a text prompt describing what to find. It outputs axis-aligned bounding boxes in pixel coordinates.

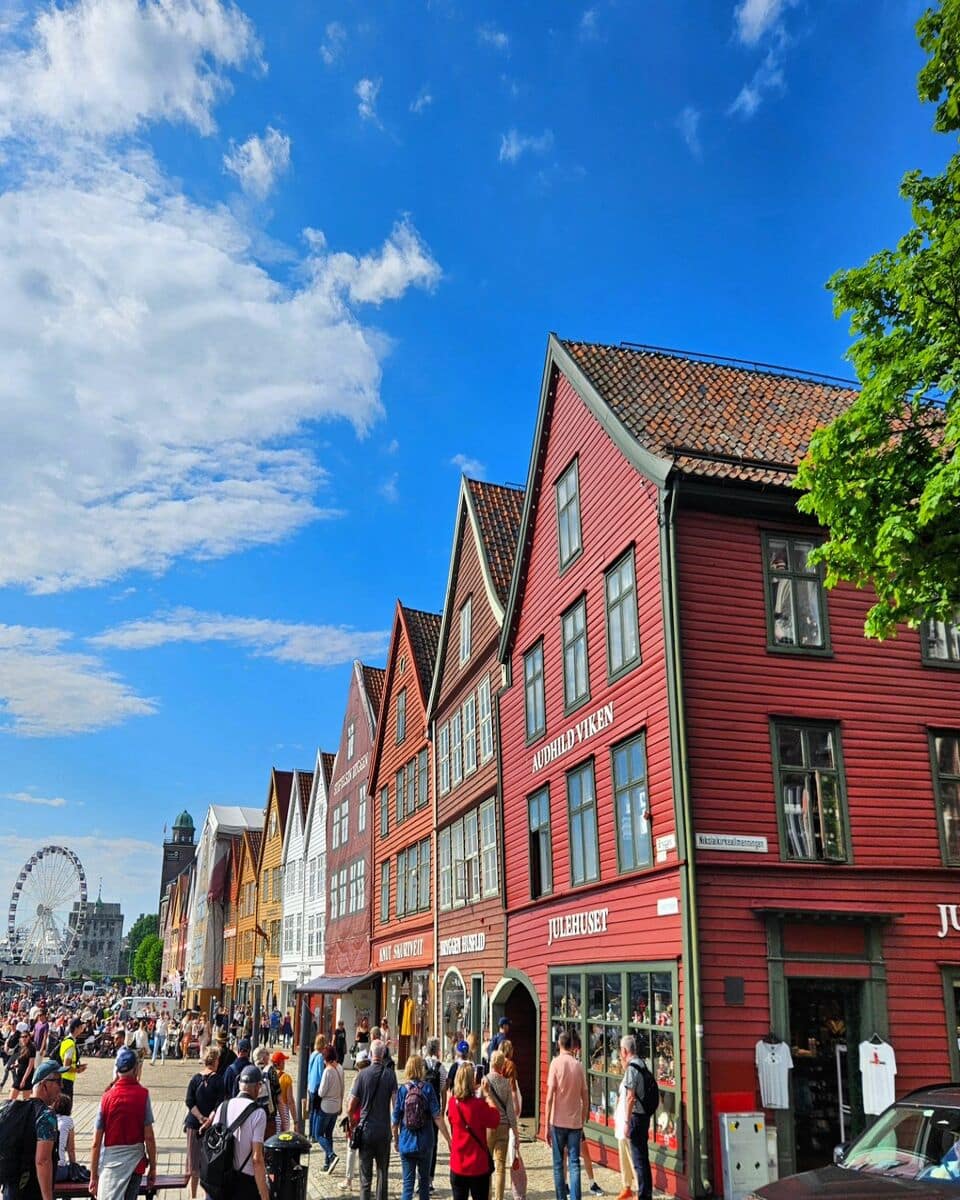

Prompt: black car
[747,1084,960,1197]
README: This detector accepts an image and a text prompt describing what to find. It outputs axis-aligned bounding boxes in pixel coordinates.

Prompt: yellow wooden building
[256,768,293,1013]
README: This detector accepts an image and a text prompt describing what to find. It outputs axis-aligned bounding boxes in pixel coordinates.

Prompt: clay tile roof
[559,340,858,488]
[361,664,386,718]
[295,770,313,823]
[321,753,336,789]
[467,480,525,605]
[402,606,442,700]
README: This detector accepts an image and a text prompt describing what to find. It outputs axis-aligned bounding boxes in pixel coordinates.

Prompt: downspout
[663,477,710,1196]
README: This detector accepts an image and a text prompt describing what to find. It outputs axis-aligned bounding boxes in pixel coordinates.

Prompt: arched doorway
[491,971,539,1126]
[441,968,467,1053]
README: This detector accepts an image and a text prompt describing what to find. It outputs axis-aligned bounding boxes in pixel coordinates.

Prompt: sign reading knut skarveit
[378,938,424,964]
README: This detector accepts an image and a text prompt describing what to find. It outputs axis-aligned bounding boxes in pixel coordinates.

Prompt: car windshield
[843,1104,960,1182]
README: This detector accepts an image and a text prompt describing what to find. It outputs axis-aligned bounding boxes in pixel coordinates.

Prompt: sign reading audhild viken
[531,702,615,773]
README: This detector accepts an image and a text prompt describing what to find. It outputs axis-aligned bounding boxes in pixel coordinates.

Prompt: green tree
[797,0,960,638]
[144,937,163,986]
[133,933,161,982]
[125,913,158,975]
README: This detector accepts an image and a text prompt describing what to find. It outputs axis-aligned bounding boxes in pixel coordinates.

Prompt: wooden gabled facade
[256,768,294,1011]
[279,769,312,1011]
[233,827,263,1007]
[427,477,523,1059]
[370,603,441,1066]
[221,835,243,998]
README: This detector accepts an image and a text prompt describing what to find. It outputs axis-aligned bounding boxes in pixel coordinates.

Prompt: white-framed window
[406,759,417,819]
[358,783,367,832]
[347,721,355,760]
[463,808,480,903]
[407,842,420,911]
[439,724,450,795]
[357,857,366,909]
[331,802,341,850]
[338,868,348,917]
[418,837,430,910]
[338,798,349,845]
[349,860,360,912]
[317,856,326,896]
[463,695,477,775]
[480,797,498,897]
[396,688,407,743]
[330,875,338,920]
[459,596,473,665]
[439,827,452,911]
[479,675,494,762]
[397,850,406,916]
[451,710,463,786]
[451,819,465,905]
[306,913,313,957]
[418,749,428,809]
[295,911,302,953]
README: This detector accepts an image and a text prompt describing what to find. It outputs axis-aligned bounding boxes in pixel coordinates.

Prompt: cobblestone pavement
[68,1051,669,1199]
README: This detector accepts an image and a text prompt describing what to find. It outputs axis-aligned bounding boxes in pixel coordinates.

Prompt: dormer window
[347,721,355,760]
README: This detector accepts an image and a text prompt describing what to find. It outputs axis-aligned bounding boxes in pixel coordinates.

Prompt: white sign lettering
[439,933,487,957]
[657,897,679,917]
[655,834,677,863]
[334,752,370,796]
[547,908,608,946]
[379,938,425,963]
[938,904,960,939]
[532,703,615,773]
[695,832,769,854]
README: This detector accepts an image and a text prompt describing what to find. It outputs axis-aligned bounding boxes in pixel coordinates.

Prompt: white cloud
[451,453,486,479]
[0,0,257,138]
[676,105,702,156]
[410,88,433,114]
[320,20,346,66]
[356,77,382,124]
[733,0,791,46]
[380,473,399,503]
[499,128,554,164]
[4,791,67,808]
[579,9,600,41]
[728,48,784,117]
[91,607,389,667]
[320,218,442,305]
[223,127,291,199]
[477,23,509,51]
[0,624,156,737]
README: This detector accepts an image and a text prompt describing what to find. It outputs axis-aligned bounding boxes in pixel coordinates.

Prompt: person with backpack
[89,1046,156,1200]
[0,1057,62,1200]
[391,1053,450,1200]
[423,1038,445,1191]
[202,1063,269,1200]
[184,1047,224,1199]
[252,1048,280,1139]
[617,1036,659,1200]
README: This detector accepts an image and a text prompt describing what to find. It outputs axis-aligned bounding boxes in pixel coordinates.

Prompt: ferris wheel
[8,846,88,971]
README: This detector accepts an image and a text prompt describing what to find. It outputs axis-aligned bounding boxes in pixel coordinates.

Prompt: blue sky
[0,0,941,933]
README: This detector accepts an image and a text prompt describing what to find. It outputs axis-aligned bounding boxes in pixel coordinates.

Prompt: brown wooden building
[426,477,524,1058]
[370,603,441,1066]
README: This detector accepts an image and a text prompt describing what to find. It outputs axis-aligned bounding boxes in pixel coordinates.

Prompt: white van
[124,995,174,1018]
[81,980,97,999]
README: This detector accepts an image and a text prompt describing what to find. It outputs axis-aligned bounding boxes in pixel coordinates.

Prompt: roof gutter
[662,474,710,1196]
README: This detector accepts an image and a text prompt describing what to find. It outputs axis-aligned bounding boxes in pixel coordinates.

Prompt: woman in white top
[54,1093,77,1183]
[152,1016,167,1064]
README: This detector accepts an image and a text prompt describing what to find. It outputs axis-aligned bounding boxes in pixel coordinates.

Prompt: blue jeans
[401,1145,433,1200]
[551,1126,582,1200]
[317,1112,338,1165]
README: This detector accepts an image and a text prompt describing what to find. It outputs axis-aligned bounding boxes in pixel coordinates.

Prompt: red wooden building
[426,478,524,1060]
[500,335,960,1198]
[370,603,442,1066]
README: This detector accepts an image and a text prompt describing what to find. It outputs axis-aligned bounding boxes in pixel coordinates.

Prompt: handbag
[510,1152,527,1200]
[456,1100,495,1176]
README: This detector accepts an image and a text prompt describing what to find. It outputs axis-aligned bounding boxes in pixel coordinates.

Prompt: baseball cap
[237,1037,251,1052]
[355,1049,370,1064]
[239,1064,263,1086]
[16,1021,30,1033]
[33,1059,63,1086]
[456,1040,470,1056]
[116,1047,138,1073]
[498,1017,511,1028]
[271,1051,287,1065]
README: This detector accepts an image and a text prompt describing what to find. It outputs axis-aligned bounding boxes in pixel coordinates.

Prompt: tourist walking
[133,1020,150,1063]
[10,1058,62,1200]
[334,1019,347,1064]
[151,1015,167,1065]
[281,1013,293,1050]
[208,1063,270,1200]
[59,1018,85,1100]
[447,1062,499,1200]
[224,1038,252,1097]
[215,1030,235,1077]
[545,1031,589,1200]
[197,1017,210,1059]
[347,1039,397,1200]
[339,1049,370,1192]
[485,1052,518,1200]
[184,1047,224,1199]
[269,1007,281,1047]
[307,1034,327,1142]
[10,1023,36,1099]
[423,1037,446,1190]
[316,1044,345,1172]
[392,1053,449,1200]
[486,1018,511,1064]
[619,1037,654,1200]
[90,1047,157,1200]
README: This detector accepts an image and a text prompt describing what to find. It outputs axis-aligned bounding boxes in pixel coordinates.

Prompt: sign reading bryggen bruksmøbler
[531,702,615,773]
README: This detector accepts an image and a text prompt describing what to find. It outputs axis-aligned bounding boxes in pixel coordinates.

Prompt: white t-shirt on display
[755,1040,793,1110]
[859,1039,897,1115]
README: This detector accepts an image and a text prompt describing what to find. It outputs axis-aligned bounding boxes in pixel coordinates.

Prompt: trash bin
[264,1131,312,1200]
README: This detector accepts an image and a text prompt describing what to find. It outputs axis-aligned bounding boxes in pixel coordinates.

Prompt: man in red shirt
[546,1032,589,1200]
[89,1046,156,1200]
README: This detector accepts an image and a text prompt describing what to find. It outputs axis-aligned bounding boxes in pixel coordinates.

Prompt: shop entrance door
[788,980,864,1173]
[503,983,537,1122]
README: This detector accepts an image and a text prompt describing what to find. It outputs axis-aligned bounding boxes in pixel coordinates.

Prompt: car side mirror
[833,1143,849,1165]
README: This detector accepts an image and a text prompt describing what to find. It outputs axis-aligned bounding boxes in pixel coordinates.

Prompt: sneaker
[589,1185,604,1196]
[616,1190,633,1200]
[327,1153,340,1174]
[339,1182,353,1192]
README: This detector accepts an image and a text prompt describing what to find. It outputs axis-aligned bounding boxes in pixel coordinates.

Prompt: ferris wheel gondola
[7,846,87,971]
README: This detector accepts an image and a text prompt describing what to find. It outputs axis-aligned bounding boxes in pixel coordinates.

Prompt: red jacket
[447,1096,499,1176]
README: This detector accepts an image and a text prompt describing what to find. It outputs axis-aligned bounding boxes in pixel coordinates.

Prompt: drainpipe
[664,478,710,1196]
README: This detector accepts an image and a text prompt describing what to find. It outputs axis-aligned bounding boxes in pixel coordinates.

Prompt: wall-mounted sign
[938,904,960,939]
[695,832,769,854]
[333,752,370,796]
[548,907,609,946]
[378,937,425,963]
[439,933,486,957]
[532,702,615,773]
[655,833,677,863]
[657,897,679,917]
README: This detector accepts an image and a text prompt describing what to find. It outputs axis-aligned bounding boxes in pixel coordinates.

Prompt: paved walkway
[66,1052,668,1199]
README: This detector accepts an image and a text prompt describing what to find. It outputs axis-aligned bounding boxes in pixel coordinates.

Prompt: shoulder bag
[455,1100,495,1176]
[350,1064,384,1150]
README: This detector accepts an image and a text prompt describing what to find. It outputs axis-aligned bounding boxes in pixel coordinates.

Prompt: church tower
[160,810,197,904]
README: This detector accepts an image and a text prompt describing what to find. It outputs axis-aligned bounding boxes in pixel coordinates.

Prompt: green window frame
[396,688,407,742]
[612,732,651,873]
[379,785,389,839]
[418,748,429,809]
[771,719,850,863]
[922,613,960,668]
[556,457,583,570]
[524,639,546,743]
[397,849,406,916]
[418,836,431,911]
[528,787,552,899]
[761,531,831,654]
[567,760,600,886]
[380,860,390,924]
[549,964,679,1160]
[396,768,405,825]
[562,595,590,713]
[931,729,960,865]
[407,841,420,911]
[605,549,640,681]
[942,966,960,1081]
[406,758,417,818]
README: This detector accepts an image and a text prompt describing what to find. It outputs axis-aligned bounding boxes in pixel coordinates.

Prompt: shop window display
[550,965,679,1158]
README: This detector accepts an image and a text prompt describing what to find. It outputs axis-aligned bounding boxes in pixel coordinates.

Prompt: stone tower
[160,810,197,904]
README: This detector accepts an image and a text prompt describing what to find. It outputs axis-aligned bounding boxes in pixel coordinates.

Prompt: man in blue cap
[90,1047,156,1200]
[5,1059,61,1200]
[487,1017,511,1063]
[224,1037,252,1098]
